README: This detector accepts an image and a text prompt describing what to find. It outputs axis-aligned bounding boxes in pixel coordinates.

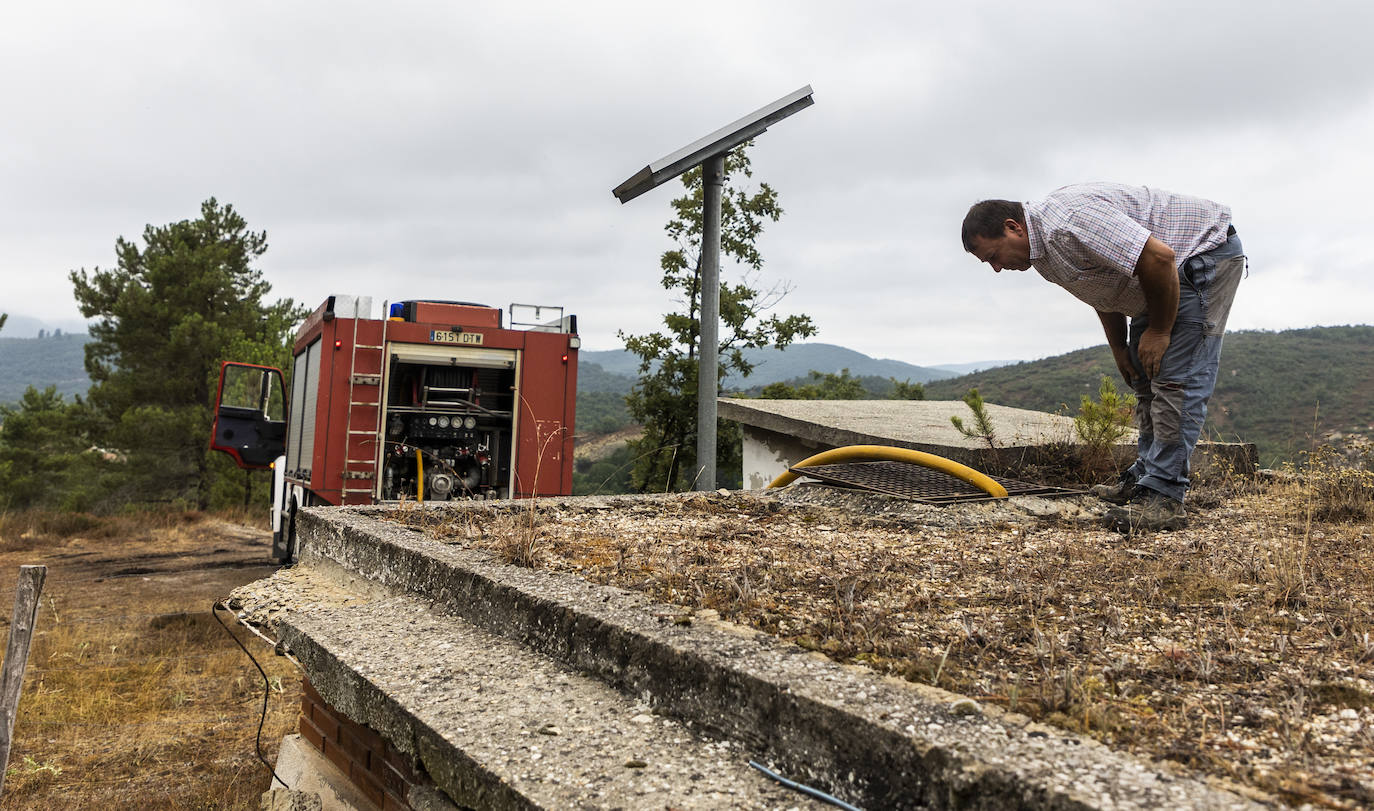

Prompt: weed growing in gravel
[1295,444,1374,522]
[496,412,569,567]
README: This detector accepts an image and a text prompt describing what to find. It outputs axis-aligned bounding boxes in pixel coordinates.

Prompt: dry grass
[1295,446,1374,523]
[0,510,299,809]
[395,455,1374,809]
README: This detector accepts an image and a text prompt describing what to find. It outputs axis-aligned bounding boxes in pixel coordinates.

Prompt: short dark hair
[961,200,1024,252]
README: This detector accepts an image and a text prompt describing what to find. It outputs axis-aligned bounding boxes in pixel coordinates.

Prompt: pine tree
[620,144,815,491]
[888,378,926,400]
[760,369,867,400]
[0,387,110,511]
[70,199,305,509]
[951,388,999,449]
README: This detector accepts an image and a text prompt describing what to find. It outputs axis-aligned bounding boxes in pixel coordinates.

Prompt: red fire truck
[210,295,579,562]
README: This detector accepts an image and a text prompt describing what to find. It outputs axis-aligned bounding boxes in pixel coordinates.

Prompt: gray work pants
[1125,229,1245,502]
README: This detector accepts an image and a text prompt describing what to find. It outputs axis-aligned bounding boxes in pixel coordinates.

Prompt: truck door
[211,362,287,469]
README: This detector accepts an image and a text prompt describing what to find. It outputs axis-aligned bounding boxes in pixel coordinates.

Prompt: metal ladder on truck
[341,311,387,505]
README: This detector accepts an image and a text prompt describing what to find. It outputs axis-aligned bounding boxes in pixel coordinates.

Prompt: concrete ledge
[243,498,1266,811]
[279,590,816,809]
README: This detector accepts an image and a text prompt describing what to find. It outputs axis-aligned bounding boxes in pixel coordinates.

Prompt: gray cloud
[3,0,1371,364]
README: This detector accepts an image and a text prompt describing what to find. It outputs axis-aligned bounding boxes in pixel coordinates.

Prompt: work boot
[1090,473,1137,505]
[1104,489,1187,533]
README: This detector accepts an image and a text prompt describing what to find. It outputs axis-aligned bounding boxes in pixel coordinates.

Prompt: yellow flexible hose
[416,448,424,503]
[765,444,1008,499]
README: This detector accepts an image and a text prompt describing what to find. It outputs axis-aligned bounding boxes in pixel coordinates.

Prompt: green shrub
[573,443,636,495]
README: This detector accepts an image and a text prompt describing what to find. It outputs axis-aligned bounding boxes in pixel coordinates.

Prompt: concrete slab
[233,497,1267,811]
[723,398,1110,489]
[720,398,1095,456]
[719,398,1255,490]
[277,587,823,810]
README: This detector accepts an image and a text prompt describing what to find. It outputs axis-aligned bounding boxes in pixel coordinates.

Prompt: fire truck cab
[211,295,579,562]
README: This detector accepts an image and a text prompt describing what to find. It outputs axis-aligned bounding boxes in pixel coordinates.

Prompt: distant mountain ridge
[0,336,961,405]
[0,314,90,339]
[0,333,92,403]
[580,343,958,392]
[930,360,1023,376]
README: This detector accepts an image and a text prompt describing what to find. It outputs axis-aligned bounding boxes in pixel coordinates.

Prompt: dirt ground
[0,512,299,810]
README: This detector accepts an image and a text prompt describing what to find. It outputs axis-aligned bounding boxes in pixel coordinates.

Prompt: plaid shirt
[1025,183,1232,316]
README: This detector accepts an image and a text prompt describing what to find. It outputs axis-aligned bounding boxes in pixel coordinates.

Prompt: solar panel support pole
[612,85,814,492]
[695,154,725,491]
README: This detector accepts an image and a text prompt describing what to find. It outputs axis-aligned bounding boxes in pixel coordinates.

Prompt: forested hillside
[924,326,1374,466]
[576,361,636,394]
[0,332,90,402]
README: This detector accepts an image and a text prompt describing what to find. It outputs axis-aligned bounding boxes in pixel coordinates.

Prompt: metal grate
[789,461,1085,504]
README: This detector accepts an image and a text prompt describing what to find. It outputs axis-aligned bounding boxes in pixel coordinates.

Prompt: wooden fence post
[0,565,47,797]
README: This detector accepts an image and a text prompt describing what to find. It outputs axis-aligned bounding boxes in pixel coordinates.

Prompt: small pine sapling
[1074,376,1136,475]
[950,388,998,449]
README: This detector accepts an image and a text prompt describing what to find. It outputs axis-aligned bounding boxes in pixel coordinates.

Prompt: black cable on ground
[211,600,286,789]
[748,760,863,811]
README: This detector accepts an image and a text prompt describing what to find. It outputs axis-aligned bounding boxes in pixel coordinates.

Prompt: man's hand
[1137,327,1171,378]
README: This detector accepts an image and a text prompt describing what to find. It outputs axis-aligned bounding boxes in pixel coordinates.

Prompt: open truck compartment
[211,294,579,562]
[380,343,518,501]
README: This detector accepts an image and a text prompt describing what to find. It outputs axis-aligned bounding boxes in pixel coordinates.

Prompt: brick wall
[299,678,419,810]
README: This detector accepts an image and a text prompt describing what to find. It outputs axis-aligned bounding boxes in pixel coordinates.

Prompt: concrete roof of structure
[717,398,1118,452]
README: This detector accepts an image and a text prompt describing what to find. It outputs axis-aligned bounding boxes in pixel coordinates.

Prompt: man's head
[962,199,1031,272]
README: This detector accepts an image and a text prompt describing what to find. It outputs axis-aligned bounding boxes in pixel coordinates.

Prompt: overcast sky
[3,1,1372,367]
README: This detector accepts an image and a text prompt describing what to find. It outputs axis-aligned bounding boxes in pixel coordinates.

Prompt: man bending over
[962,183,1245,531]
